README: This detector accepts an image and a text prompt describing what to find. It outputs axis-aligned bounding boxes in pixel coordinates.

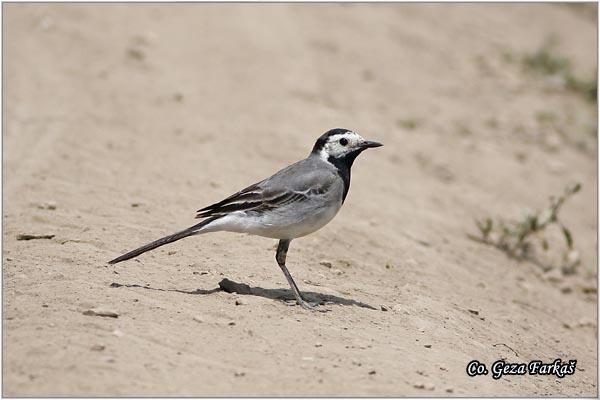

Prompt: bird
[109,128,382,309]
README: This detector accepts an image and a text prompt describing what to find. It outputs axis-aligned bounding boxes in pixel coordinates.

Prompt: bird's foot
[295,298,330,312]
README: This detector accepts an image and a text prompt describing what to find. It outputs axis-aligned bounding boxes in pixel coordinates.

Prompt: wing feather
[195,158,339,219]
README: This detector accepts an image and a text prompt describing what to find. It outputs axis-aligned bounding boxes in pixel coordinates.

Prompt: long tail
[108,216,220,264]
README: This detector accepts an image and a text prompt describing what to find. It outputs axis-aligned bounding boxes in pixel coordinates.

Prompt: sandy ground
[2,3,598,397]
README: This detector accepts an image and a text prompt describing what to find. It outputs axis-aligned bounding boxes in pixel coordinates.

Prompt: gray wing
[196,158,340,218]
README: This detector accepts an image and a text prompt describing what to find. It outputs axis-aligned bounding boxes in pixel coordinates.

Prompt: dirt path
[3,3,597,396]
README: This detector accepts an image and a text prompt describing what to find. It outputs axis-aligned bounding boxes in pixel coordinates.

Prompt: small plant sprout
[469,183,582,273]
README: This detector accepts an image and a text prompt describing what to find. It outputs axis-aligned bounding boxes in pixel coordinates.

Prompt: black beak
[360,140,383,149]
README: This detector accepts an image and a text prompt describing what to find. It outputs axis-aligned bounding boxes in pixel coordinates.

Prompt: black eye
[339,138,348,146]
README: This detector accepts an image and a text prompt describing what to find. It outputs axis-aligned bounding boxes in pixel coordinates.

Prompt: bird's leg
[276,239,317,310]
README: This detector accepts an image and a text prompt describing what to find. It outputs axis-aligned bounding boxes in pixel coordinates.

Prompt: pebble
[467,309,479,315]
[319,261,333,268]
[315,342,323,347]
[36,201,57,210]
[368,370,376,375]
[414,382,435,390]
[380,305,389,311]
[391,304,404,313]
[580,285,597,295]
[83,308,119,318]
[112,329,124,337]
[560,286,573,294]
[16,234,55,241]
[127,47,145,61]
[235,298,247,306]
[424,344,432,348]
[193,316,204,323]
[576,318,596,328]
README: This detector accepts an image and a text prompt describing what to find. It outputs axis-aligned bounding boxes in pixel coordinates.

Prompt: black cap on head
[311,128,352,154]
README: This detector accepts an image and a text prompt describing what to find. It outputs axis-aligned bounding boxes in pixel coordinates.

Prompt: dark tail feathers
[108,216,219,264]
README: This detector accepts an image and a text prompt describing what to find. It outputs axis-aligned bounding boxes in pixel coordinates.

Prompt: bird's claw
[296,299,330,312]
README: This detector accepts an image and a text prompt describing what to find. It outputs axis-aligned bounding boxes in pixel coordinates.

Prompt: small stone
[234,371,245,377]
[391,304,403,313]
[112,329,124,337]
[6,257,12,261]
[228,321,236,326]
[576,318,596,328]
[446,387,454,393]
[235,299,246,306]
[83,308,119,318]
[332,269,344,275]
[127,47,145,60]
[368,370,376,375]
[131,203,141,207]
[42,304,48,308]
[315,342,323,347]
[37,201,57,210]
[414,382,435,390]
[581,285,597,295]
[91,344,105,351]
[424,344,432,348]
[17,234,55,241]
[467,309,479,315]
[380,305,389,311]
[319,261,333,268]
[193,316,204,323]
[167,251,176,256]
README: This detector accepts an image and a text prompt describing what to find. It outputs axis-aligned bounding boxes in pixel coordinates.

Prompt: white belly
[198,200,342,240]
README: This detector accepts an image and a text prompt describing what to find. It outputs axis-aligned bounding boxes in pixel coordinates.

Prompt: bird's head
[311,128,383,166]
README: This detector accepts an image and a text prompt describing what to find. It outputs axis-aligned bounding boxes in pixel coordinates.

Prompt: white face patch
[319,131,366,161]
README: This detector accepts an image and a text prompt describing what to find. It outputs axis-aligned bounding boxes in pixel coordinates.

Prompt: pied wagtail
[109,128,383,309]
